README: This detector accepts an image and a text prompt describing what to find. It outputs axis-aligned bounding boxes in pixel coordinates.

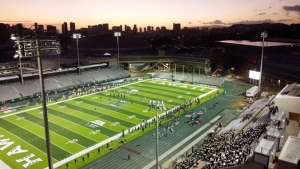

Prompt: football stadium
[1,17,300,169]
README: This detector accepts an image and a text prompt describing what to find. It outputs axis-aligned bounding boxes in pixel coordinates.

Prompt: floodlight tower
[11,32,60,169]
[114,32,121,66]
[72,33,82,74]
[258,32,267,93]
[155,101,164,169]
[12,35,25,85]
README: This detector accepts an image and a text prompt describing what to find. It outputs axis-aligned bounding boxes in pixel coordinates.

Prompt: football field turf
[0,79,219,169]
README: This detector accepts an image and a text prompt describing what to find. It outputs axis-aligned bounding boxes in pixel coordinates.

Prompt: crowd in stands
[175,123,268,169]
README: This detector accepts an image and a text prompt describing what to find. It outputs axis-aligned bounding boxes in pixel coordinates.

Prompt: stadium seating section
[0,67,129,102]
[156,72,225,87]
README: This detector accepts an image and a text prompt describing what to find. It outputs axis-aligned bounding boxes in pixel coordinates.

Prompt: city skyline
[1,0,300,32]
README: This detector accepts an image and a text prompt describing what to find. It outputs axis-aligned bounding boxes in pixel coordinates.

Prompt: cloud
[271,13,278,15]
[254,6,271,11]
[188,22,192,24]
[203,20,226,24]
[256,12,266,16]
[231,19,274,24]
[0,20,33,23]
[277,19,294,22]
[283,5,300,14]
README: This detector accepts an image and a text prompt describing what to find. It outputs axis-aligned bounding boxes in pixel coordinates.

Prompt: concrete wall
[277,159,297,169]
[227,163,264,169]
[274,96,300,117]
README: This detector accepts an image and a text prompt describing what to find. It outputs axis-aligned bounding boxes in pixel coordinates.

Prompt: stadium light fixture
[72,33,82,74]
[11,34,17,40]
[11,32,60,169]
[114,32,121,66]
[258,32,267,94]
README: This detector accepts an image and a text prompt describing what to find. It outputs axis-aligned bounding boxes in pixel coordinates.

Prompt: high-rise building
[156,27,160,33]
[46,25,57,35]
[133,25,137,35]
[98,24,103,33]
[103,23,109,33]
[34,23,38,30]
[120,25,122,32]
[112,26,121,32]
[147,26,151,32]
[144,27,146,32]
[62,22,68,35]
[173,23,181,33]
[125,25,131,34]
[38,25,44,32]
[70,22,75,33]
[139,27,142,33]
[161,26,167,34]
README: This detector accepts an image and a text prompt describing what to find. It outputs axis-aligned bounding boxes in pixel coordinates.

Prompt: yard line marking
[12,116,87,149]
[48,106,121,133]
[0,127,59,161]
[0,79,151,119]
[2,118,74,155]
[66,100,140,126]
[28,111,103,143]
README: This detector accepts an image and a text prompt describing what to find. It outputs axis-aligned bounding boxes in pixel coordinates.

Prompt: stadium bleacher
[157,72,225,87]
[0,67,130,102]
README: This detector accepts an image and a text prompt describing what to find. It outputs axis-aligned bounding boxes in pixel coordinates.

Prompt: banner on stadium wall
[155,78,159,79]
[175,80,181,83]
[1,106,8,110]
[211,85,215,88]
[216,86,219,88]
[138,78,143,81]
[184,82,190,84]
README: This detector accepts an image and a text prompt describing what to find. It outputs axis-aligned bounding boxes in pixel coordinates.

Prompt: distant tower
[133,24,137,35]
[70,22,75,34]
[173,23,181,33]
[62,22,68,35]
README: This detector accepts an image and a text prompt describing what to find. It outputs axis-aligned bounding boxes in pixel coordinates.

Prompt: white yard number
[66,139,78,144]
[92,97,98,100]
[186,92,191,94]
[76,101,83,104]
[16,117,25,120]
[59,106,66,108]
[128,115,136,119]
[177,96,182,98]
[168,100,173,103]
[110,122,120,126]
[90,130,101,134]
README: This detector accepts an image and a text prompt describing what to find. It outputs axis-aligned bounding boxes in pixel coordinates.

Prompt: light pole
[231,67,234,75]
[114,32,121,66]
[155,102,163,169]
[278,80,281,93]
[258,32,267,93]
[11,32,60,169]
[12,35,25,85]
[73,33,82,74]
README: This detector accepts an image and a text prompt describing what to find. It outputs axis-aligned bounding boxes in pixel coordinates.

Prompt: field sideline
[0,79,220,169]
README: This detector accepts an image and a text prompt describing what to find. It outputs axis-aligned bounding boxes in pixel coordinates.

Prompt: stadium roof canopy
[218,40,293,47]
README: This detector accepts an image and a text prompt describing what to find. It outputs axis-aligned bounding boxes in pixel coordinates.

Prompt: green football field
[0,79,219,169]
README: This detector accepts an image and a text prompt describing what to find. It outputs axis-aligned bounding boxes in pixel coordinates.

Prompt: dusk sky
[1,0,300,32]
